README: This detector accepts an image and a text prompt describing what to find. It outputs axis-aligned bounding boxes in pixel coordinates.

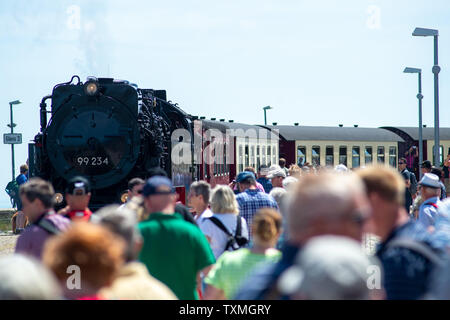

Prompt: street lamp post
[404,67,423,179]
[8,100,21,181]
[413,27,440,167]
[263,106,273,125]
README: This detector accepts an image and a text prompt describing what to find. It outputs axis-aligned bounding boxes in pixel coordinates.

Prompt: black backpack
[5,180,20,208]
[208,216,249,251]
[409,171,418,196]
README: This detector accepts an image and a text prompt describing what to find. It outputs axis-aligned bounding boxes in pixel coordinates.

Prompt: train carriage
[262,124,404,170]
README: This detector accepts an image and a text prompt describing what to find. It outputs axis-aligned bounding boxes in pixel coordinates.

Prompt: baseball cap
[418,173,441,189]
[66,176,91,195]
[236,171,256,183]
[142,176,175,197]
[421,160,432,169]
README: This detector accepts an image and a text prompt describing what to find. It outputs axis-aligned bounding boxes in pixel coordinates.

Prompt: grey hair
[269,187,288,217]
[190,181,211,204]
[92,204,142,262]
[282,176,298,191]
[0,254,61,300]
[210,185,239,214]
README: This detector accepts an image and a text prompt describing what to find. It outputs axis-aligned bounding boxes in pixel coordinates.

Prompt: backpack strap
[33,212,61,235]
[236,216,242,237]
[387,238,443,267]
[37,218,61,235]
[208,216,233,237]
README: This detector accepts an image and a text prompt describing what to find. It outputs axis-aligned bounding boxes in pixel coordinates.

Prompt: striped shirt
[204,248,281,299]
[236,189,278,239]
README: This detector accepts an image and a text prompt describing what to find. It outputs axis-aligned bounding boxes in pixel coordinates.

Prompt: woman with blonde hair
[198,185,249,259]
[204,208,282,299]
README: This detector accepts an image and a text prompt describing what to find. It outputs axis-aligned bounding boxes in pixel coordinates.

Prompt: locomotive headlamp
[120,191,129,203]
[54,193,64,204]
[84,80,99,96]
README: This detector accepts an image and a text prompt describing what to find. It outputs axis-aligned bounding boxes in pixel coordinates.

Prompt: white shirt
[195,208,213,223]
[198,213,249,259]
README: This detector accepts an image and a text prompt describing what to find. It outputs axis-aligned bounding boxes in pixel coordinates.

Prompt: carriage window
[326,146,334,166]
[339,146,347,167]
[389,146,397,168]
[250,146,255,168]
[377,146,385,163]
[262,146,266,165]
[365,147,373,164]
[267,145,271,166]
[297,146,306,166]
[239,145,243,172]
[245,145,249,167]
[223,143,226,174]
[352,147,360,168]
[312,146,320,167]
[272,146,277,165]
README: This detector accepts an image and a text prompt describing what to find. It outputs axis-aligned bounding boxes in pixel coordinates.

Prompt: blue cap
[236,171,256,183]
[142,176,175,197]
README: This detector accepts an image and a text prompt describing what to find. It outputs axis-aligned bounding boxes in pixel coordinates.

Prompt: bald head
[287,172,369,243]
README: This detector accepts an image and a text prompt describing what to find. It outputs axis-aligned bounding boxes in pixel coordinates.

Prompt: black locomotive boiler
[29,76,194,209]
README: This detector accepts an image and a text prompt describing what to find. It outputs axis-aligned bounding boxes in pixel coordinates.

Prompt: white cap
[267,168,287,179]
[334,164,348,173]
[419,173,441,189]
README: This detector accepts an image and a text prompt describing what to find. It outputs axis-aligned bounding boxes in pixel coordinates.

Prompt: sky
[0,0,449,207]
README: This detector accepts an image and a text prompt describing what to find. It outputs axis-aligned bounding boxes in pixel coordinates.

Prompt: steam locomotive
[28,76,194,208]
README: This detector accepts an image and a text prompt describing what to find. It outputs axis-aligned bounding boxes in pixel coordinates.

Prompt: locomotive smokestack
[40,95,52,132]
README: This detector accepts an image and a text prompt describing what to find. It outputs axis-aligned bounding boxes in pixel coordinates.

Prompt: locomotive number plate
[76,156,109,166]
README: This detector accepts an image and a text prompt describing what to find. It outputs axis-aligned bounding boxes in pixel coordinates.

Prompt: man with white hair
[0,254,61,300]
[234,172,370,299]
[418,173,442,229]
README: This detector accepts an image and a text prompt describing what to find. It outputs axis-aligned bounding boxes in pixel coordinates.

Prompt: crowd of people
[3,156,450,300]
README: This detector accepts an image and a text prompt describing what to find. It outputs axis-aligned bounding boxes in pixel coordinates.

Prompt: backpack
[387,237,444,267]
[409,171,418,196]
[5,180,20,208]
[208,216,249,251]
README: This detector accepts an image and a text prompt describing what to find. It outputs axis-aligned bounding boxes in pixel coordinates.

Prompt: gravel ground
[0,233,18,257]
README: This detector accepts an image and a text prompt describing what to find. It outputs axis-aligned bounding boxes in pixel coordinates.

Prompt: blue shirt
[376,220,443,300]
[16,173,27,186]
[233,243,299,300]
[418,197,441,229]
[256,177,272,193]
[236,189,278,239]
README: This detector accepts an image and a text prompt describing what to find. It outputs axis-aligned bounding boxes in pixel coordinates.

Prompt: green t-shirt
[138,212,215,300]
[204,248,281,299]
